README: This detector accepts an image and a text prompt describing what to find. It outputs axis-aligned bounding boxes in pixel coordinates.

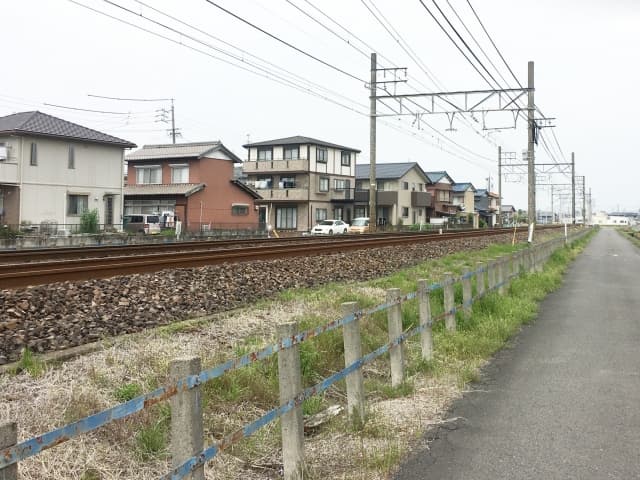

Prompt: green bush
[80,209,99,234]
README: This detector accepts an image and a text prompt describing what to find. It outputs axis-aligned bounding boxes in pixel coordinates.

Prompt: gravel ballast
[0,233,526,363]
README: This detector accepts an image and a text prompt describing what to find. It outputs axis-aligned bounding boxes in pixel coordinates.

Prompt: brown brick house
[124,141,261,232]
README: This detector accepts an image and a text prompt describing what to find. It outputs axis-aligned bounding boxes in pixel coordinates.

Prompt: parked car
[311,219,349,235]
[349,217,370,234]
[123,214,161,234]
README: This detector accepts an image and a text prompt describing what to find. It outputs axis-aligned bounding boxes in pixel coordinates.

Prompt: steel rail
[0,227,559,289]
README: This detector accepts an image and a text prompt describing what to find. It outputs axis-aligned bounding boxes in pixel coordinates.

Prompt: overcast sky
[3,0,638,213]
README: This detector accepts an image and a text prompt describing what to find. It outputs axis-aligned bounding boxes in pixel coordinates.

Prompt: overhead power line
[202,0,366,83]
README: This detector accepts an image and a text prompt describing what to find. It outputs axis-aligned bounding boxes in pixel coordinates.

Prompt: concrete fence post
[277,322,305,480]
[341,302,365,425]
[386,288,405,387]
[487,261,496,291]
[528,248,535,273]
[461,268,472,312]
[0,422,17,480]
[417,279,433,361]
[443,273,456,332]
[170,357,204,480]
[476,262,486,298]
[497,256,506,294]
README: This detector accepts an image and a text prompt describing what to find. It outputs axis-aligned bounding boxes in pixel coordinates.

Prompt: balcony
[256,187,309,201]
[243,158,309,173]
[353,189,398,206]
[0,161,18,184]
[411,191,431,207]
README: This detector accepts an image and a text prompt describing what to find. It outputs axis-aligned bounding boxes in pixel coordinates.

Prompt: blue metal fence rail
[0,231,587,477]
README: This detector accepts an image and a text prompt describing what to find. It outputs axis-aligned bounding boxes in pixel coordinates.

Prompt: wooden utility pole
[571,152,576,224]
[527,61,536,234]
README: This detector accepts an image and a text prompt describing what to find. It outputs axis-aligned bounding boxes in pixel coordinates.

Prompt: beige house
[452,182,477,224]
[242,136,359,232]
[0,111,135,231]
[354,162,431,226]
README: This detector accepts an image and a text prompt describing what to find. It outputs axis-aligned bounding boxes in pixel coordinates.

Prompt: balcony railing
[243,158,309,173]
[353,189,398,206]
[256,187,309,201]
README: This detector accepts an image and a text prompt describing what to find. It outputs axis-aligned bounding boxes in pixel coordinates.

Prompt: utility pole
[369,53,377,233]
[170,98,176,144]
[588,187,592,224]
[527,61,536,234]
[571,152,575,224]
[498,146,502,227]
[582,176,586,225]
[551,185,554,223]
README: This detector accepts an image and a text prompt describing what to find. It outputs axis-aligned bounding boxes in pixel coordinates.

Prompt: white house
[0,111,136,231]
[591,211,630,226]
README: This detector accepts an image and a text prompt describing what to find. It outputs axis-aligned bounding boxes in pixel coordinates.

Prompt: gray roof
[0,111,136,148]
[425,171,455,184]
[452,182,476,193]
[500,205,516,212]
[124,183,205,197]
[126,141,242,162]
[355,162,427,180]
[243,135,361,153]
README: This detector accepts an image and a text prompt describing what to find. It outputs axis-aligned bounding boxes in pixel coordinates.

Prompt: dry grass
[0,283,460,480]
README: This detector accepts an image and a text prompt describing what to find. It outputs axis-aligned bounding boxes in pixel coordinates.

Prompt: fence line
[0,229,590,479]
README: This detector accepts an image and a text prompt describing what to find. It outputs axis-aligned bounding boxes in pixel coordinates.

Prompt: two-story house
[124,141,261,232]
[242,136,359,232]
[354,162,431,226]
[452,182,478,225]
[425,171,458,220]
[500,204,517,226]
[0,111,135,230]
[474,188,500,226]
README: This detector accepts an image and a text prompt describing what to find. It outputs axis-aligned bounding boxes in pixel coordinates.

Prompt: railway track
[0,227,559,289]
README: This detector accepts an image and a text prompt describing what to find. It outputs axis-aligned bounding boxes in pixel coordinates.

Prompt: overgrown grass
[12,347,46,377]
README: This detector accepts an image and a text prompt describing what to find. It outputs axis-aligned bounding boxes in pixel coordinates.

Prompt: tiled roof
[123,183,205,197]
[355,162,426,180]
[452,182,476,193]
[243,135,361,153]
[425,171,455,184]
[126,141,242,162]
[0,111,136,148]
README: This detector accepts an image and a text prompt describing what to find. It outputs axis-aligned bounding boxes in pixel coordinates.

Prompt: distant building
[425,171,458,220]
[452,182,477,225]
[475,189,499,226]
[591,211,631,226]
[0,111,135,231]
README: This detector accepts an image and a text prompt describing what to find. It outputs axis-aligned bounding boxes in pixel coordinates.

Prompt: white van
[123,214,161,234]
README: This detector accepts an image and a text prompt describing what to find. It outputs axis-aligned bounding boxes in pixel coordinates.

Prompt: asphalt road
[394,228,640,480]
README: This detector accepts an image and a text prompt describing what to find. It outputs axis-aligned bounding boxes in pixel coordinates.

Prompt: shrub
[80,208,99,234]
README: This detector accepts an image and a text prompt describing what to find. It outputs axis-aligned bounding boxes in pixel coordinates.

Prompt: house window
[377,180,385,191]
[0,143,7,161]
[438,191,450,202]
[256,175,273,189]
[231,204,249,216]
[280,176,296,188]
[402,207,409,218]
[136,166,162,184]
[355,207,367,218]
[334,207,343,220]
[257,148,272,161]
[276,206,297,229]
[316,148,327,163]
[30,142,37,166]
[67,194,88,215]
[68,145,75,169]
[341,151,351,166]
[316,208,328,221]
[334,179,350,191]
[319,177,329,192]
[284,146,299,160]
[419,183,424,191]
[355,180,365,191]
[171,165,189,183]
[402,182,409,190]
